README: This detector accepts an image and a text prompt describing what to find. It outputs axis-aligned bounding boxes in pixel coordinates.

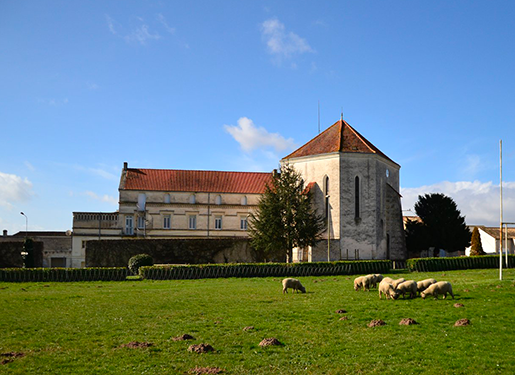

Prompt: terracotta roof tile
[282,120,398,166]
[121,168,272,194]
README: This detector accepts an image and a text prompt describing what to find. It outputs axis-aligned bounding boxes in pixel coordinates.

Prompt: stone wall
[86,238,261,267]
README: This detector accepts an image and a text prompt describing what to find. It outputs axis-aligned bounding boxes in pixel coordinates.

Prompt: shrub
[128,254,154,275]
[0,267,129,282]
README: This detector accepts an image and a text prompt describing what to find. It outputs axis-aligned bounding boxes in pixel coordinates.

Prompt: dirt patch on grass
[368,319,386,327]
[188,366,224,374]
[172,334,195,341]
[120,341,153,349]
[1,352,25,365]
[399,318,418,325]
[335,309,347,314]
[454,303,464,308]
[339,316,348,321]
[188,343,215,353]
[454,319,471,327]
[243,326,254,331]
[463,289,470,292]
[259,338,283,347]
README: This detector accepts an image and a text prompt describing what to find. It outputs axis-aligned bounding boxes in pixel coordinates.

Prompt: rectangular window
[188,215,197,230]
[81,240,87,249]
[215,216,222,230]
[137,216,145,229]
[125,216,134,235]
[163,215,171,229]
[240,217,248,230]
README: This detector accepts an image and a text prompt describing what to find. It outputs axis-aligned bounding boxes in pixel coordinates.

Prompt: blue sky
[1,1,515,234]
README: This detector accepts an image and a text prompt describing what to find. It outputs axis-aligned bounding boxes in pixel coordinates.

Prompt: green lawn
[1,269,515,374]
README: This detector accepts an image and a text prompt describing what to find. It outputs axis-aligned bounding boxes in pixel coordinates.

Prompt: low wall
[85,238,260,267]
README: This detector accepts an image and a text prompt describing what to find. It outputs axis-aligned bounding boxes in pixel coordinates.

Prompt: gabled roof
[476,226,515,240]
[282,119,399,166]
[120,168,272,194]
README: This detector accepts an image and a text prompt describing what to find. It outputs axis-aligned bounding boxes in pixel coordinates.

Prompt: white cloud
[401,180,515,226]
[87,82,99,90]
[125,24,161,45]
[0,172,34,210]
[224,117,296,153]
[85,191,118,205]
[105,14,118,35]
[156,14,175,34]
[261,18,314,61]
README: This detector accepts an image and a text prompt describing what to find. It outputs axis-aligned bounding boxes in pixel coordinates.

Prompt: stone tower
[282,119,407,261]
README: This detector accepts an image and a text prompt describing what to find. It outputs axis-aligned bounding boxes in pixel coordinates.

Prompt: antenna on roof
[318,100,320,134]
[341,107,344,121]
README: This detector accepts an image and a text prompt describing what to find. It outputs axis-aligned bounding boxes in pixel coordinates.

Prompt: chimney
[3,230,7,238]
[272,169,278,178]
[123,162,128,171]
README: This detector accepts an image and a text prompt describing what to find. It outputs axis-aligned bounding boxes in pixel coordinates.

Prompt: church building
[71,118,406,267]
[282,119,406,262]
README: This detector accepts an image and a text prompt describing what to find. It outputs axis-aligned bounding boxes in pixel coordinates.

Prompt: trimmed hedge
[140,260,392,280]
[0,267,130,282]
[407,255,515,272]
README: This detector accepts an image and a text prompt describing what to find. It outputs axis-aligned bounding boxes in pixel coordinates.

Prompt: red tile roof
[120,168,272,194]
[282,120,399,166]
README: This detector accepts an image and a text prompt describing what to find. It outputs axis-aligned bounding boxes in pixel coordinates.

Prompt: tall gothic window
[355,176,360,219]
[324,176,330,219]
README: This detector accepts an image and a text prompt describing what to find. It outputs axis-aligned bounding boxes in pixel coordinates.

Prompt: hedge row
[407,255,515,272]
[0,267,130,282]
[140,260,392,280]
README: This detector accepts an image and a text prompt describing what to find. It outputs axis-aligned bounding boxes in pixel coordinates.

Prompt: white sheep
[382,277,394,284]
[420,281,454,300]
[365,274,383,289]
[282,278,306,294]
[395,280,417,299]
[354,276,366,291]
[392,278,406,289]
[378,279,399,300]
[416,278,437,295]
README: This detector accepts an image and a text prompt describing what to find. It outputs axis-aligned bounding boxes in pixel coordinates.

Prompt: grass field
[1,269,515,374]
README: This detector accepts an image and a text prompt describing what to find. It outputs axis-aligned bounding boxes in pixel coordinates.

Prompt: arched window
[189,194,196,204]
[164,194,171,204]
[215,195,222,205]
[241,196,247,206]
[355,176,360,219]
[323,176,330,218]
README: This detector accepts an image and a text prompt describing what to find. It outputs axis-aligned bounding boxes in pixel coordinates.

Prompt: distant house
[72,119,407,267]
[0,230,72,267]
[465,226,515,256]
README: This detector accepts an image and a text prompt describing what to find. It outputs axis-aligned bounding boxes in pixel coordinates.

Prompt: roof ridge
[128,168,270,175]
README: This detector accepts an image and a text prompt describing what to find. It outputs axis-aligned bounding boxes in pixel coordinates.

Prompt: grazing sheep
[354,276,366,291]
[365,274,383,289]
[395,280,417,299]
[392,278,406,289]
[379,279,399,300]
[282,278,306,294]
[421,281,454,300]
[416,278,437,295]
[382,277,394,284]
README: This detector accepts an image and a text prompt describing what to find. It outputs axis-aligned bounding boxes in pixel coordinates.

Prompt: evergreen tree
[408,193,471,257]
[469,226,485,256]
[248,164,325,263]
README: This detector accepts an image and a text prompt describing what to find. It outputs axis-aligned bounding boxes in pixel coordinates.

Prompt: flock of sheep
[281,275,454,300]
[354,274,454,300]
